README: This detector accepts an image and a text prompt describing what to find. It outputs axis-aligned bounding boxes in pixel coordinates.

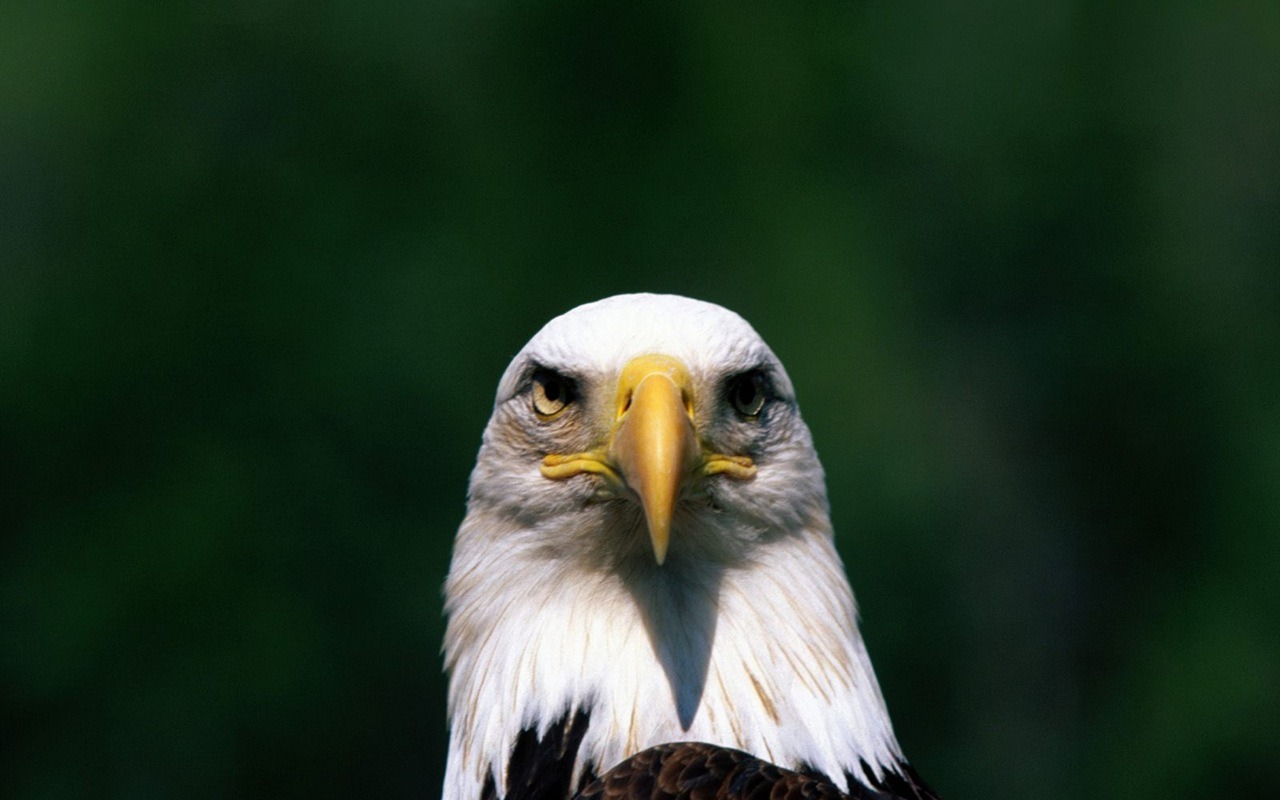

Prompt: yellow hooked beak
[541,354,756,565]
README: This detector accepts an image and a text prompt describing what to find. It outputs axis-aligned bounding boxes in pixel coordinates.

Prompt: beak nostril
[620,392,633,417]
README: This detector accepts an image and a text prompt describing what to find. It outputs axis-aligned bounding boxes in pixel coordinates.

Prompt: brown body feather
[575,742,850,800]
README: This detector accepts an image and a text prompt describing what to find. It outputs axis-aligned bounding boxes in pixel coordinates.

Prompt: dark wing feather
[849,759,941,800]
[486,709,596,800]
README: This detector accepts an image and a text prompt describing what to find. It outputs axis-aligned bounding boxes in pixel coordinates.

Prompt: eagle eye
[531,369,574,419]
[727,371,767,418]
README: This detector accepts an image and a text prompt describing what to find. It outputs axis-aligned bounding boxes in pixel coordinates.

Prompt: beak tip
[649,528,670,566]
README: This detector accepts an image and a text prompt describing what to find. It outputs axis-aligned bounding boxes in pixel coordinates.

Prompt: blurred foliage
[2,1,1278,798]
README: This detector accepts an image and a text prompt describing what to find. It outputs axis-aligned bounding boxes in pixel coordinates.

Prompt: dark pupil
[737,377,758,406]
[543,378,561,403]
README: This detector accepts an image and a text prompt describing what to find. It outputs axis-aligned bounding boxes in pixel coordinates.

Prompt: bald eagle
[443,295,939,800]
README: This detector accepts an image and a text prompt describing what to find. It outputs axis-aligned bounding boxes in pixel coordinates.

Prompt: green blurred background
[3,2,1278,798]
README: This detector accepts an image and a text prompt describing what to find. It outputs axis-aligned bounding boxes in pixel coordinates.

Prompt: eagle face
[444,294,919,800]
[465,293,829,573]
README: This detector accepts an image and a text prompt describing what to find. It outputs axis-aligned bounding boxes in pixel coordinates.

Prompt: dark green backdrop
[3,2,1277,798]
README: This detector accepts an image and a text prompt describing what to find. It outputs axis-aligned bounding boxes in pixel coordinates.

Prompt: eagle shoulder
[574,742,942,800]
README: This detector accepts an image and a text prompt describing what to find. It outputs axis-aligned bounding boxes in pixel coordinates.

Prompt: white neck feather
[443,513,902,800]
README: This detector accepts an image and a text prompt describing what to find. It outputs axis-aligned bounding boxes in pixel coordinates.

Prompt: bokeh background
[3,2,1278,798]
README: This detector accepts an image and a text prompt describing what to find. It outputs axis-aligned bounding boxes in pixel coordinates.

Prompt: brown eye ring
[728,371,767,418]
[532,369,574,419]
